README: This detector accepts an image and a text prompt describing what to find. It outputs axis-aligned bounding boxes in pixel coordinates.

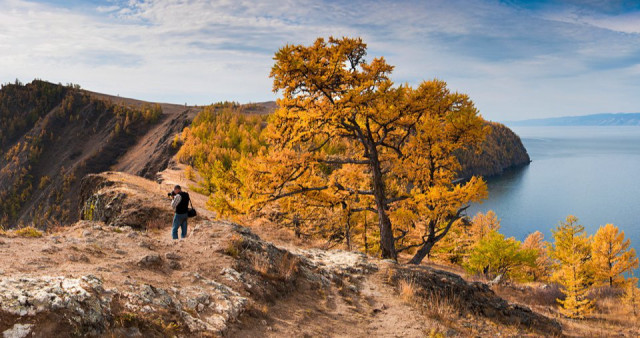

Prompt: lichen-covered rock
[0,275,111,336]
[0,274,248,336]
[79,172,173,229]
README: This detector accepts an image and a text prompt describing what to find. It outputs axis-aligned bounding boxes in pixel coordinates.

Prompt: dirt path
[228,260,432,338]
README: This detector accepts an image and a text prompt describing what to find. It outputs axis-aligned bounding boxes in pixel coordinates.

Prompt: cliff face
[457,122,531,179]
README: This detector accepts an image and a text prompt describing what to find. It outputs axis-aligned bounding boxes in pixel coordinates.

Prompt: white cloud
[0,0,639,120]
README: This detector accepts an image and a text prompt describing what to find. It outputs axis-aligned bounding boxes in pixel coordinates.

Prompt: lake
[469,126,640,257]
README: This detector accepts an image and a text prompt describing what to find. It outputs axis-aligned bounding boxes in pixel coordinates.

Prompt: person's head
[173,185,182,194]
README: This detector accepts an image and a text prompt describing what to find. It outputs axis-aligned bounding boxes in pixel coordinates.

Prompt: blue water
[469,126,640,258]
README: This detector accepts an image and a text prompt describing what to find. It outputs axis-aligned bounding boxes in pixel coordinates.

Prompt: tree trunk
[408,241,434,265]
[369,145,396,260]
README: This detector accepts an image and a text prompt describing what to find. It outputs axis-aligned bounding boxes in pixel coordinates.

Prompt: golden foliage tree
[431,210,500,264]
[591,223,639,288]
[522,231,553,281]
[550,215,594,319]
[221,37,488,262]
[624,277,640,317]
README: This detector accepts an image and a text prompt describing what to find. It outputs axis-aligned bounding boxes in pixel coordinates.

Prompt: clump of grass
[14,226,43,238]
[224,234,244,258]
[277,252,300,281]
[145,218,165,232]
[115,312,139,326]
[250,253,271,276]
[399,279,416,304]
[423,293,460,321]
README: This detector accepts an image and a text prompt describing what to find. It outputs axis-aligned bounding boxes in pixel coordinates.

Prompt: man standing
[170,185,190,240]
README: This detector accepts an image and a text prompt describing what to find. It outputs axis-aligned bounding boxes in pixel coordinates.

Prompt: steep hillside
[0,171,561,337]
[0,80,198,228]
[457,122,531,179]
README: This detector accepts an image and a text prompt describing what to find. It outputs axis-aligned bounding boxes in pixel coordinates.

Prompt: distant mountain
[507,113,640,126]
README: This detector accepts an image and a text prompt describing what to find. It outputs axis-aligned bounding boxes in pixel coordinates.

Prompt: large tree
[221,37,487,262]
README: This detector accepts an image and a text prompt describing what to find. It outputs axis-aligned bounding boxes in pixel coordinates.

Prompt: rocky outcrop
[0,274,248,336]
[389,265,562,336]
[457,122,531,179]
[79,172,173,229]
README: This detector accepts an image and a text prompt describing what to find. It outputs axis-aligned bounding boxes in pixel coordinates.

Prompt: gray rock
[137,255,163,269]
[168,261,181,270]
[165,252,182,260]
[3,323,33,338]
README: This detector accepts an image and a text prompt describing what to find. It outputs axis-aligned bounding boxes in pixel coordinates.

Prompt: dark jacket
[174,192,190,214]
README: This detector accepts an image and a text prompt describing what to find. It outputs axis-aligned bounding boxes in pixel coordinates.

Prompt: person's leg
[171,214,180,240]
[180,214,188,239]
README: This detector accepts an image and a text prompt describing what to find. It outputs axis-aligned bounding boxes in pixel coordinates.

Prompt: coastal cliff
[457,122,531,179]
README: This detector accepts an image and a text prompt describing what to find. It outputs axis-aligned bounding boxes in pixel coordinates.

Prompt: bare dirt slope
[87,91,201,179]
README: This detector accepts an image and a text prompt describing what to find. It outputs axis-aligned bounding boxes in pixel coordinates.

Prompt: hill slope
[0,80,199,227]
[0,171,561,337]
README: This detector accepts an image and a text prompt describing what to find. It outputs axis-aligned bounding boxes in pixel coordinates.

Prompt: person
[170,185,190,240]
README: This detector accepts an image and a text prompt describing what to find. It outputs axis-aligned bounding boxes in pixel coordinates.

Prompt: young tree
[464,230,537,282]
[431,210,499,264]
[591,223,639,288]
[469,210,500,241]
[522,231,553,281]
[623,277,640,317]
[232,37,488,262]
[550,215,594,319]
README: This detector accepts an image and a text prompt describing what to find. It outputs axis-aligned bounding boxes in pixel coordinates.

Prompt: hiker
[169,185,190,240]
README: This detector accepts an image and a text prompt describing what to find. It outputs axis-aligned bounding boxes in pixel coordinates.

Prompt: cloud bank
[1,0,639,120]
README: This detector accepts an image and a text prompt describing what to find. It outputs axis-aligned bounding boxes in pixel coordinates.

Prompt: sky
[1,0,640,121]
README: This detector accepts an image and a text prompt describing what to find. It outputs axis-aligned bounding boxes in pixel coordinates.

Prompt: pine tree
[550,215,594,319]
[591,223,639,287]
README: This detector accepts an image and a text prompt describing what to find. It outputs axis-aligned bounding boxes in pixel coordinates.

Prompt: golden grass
[398,279,416,304]
[2,226,44,238]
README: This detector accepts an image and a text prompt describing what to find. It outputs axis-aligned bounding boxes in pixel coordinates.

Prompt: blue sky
[1,0,639,121]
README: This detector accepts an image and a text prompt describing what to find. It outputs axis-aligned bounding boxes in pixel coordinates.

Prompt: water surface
[469,126,640,256]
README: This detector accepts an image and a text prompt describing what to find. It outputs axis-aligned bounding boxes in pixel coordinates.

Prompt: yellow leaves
[592,223,639,287]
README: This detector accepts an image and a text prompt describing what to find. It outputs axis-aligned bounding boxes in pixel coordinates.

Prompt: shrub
[14,226,43,238]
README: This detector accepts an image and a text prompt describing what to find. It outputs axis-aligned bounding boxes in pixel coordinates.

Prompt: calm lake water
[469,126,640,256]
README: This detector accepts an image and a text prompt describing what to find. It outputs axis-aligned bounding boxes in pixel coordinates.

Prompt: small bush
[14,226,43,238]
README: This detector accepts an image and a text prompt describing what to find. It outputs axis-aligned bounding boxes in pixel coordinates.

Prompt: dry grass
[223,234,244,258]
[249,253,271,276]
[145,217,166,233]
[398,279,416,304]
[276,252,300,281]
[422,293,460,322]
